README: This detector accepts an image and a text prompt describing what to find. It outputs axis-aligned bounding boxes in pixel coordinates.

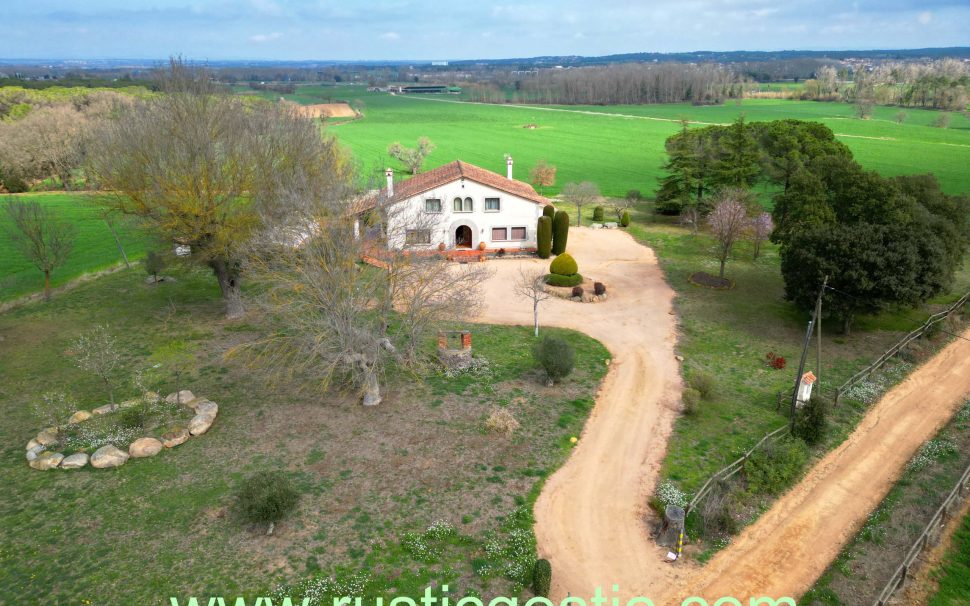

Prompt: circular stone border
[26,390,218,471]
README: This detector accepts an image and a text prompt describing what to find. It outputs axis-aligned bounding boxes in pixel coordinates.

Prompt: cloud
[379,31,400,41]
[249,32,282,43]
[918,11,932,24]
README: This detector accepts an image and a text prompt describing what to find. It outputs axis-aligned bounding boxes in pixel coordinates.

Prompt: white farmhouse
[371,157,552,251]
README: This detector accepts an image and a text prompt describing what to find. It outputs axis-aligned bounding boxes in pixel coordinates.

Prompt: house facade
[376,158,551,251]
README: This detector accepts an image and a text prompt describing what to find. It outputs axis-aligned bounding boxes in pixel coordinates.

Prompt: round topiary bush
[571,285,584,297]
[235,471,301,527]
[536,215,552,259]
[532,558,552,597]
[550,252,578,276]
[592,206,605,222]
[545,273,583,287]
[533,335,575,382]
[593,282,606,295]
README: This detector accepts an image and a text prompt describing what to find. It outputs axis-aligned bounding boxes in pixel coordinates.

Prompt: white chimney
[506,155,513,180]
[385,168,394,197]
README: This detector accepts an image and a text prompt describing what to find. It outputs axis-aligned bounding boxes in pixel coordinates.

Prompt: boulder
[36,429,59,447]
[192,400,218,417]
[90,445,129,469]
[26,438,41,451]
[68,410,92,424]
[26,449,39,462]
[188,413,215,436]
[29,451,64,470]
[161,426,190,448]
[165,390,195,405]
[60,453,89,469]
[92,403,118,415]
[129,437,163,458]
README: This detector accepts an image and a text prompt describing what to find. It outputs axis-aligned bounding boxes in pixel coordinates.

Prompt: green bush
[118,404,148,429]
[620,210,631,227]
[144,251,166,280]
[683,388,701,415]
[745,438,810,495]
[552,210,569,255]
[532,559,552,597]
[690,371,716,400]
[235,471,301,526]
[626,189,642,201]
[592,206,605,222]
[542,205,556,219]
[550,252,578,276]
[545,273,583,287]
[533,335,575,382]
[699,479,739,538]
[536,216,552,259]
[794,395,830,445]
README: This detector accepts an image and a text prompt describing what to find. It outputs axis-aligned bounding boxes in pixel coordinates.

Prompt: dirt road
[476,228,686,598]
[667,328,970,604]
[478,227,970,604]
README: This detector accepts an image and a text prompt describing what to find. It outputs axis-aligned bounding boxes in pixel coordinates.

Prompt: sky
[2,0,969,62]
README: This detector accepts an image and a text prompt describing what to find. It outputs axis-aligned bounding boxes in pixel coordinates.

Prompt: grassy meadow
[0,264,609,604]
[1,193,155,302]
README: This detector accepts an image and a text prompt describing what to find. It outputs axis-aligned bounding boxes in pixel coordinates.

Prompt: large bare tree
[3,198,75,300]
[707,187,752,279]
[88,59,348,319]
[562,181,601,226]
[515,266,552,337]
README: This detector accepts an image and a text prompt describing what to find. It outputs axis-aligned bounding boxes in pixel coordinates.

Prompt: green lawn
[0,264,608,604]
[321,87,970,197]
[1,193,155,302]
[929,507,970,606]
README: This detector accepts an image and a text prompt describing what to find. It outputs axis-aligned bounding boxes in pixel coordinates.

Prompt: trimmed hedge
[620,210,631,227]
[533,336,575,382]
[593,205,605,222]
[536,216,552,259]
[532,559,552,597]
[542,205,556,219]
[545,273,583,287]
[550,252,578,276]
[552,210,569,255]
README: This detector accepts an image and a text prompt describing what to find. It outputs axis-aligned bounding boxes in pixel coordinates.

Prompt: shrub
[533,335,575,382]
[620,210,631,227]
[626,189,641,201]
[235,471,301,526]
[593,282,606,295]
[536,215,552,259]
[532,559,552,597]
[144,251,166,281]
[766,352,787,370]
[552,210,569,255]
[118,404,148,429]
[682,388,701,415]
[745,438,809,495]
[484,407,520,435]
[542,205,556,219]
[700,480,739,538]
[550,252,578,276]
[794,395,830,445]
[571,286,584,297]
[545,273,583,287]
[592,205,605,222]
[690,371,716,400]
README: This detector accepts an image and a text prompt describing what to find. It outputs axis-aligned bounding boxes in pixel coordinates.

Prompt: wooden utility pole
[790,276,828,434]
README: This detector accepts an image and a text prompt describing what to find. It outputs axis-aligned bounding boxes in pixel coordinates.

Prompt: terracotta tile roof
[801,371,817,385]
[385,160,552,207]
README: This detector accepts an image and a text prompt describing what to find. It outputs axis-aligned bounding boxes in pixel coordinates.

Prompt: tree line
[656,117,970,332]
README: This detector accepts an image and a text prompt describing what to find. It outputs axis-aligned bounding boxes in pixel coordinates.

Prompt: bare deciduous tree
[748,211,774,260]
[73,324,123,404]
[515,267,552,337]
[3,198,75,300]
[387,137,435,174]
[529,160,557,195]
[562,181,600,226]
[708,188,751,279]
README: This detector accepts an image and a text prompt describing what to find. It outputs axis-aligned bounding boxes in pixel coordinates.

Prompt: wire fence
[835,292,970,406]
[872,460,970,606]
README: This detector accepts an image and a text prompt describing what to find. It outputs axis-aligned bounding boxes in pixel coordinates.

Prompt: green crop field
[315,86,970,198]
[0,193,155,302]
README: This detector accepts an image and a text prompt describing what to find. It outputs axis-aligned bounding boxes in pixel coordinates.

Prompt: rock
[604,222,618,229]
[36,429,59,446]
[90,445,129,469]
[27,444,46,459]
[188,413,215,436]
[161,426,190,448]
[192,400,218,417]
[26,450,39,462]
[590,223,603,229]
[92,403,118,415]
[675,355,685,362]
[26,438,40,451]
[118,398,142,409]
[129,437,163,458]
[165,390,195,405]
[60,453,89,469]
[68,410,92,424]
[29,451,64,470]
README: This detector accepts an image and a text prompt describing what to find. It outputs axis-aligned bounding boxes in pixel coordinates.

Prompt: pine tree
[713,116,761,189]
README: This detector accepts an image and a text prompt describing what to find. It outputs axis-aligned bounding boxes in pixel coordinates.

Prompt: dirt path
[475,227,685,598]
[660,328,970,604]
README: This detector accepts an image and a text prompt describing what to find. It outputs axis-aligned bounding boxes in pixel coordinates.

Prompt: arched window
[453,197,473,212]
